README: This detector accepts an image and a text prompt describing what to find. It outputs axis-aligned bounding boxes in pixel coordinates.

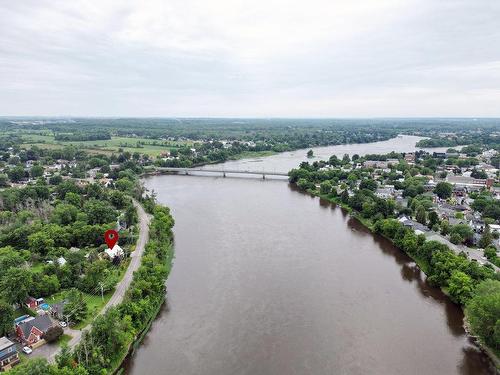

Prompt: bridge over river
[156,167,289,179]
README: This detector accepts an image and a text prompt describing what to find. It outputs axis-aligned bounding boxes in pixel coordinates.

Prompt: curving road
[41,199,151,363]
[106,200,151,308]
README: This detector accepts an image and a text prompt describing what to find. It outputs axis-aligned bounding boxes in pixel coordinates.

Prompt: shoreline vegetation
[288,159,500,370]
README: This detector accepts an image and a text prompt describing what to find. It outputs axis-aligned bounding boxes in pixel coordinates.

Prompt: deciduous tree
[434,182,453,199]
[0,268,33,305]
[466,280,500,351]
[0,299,14,336]
[448,270,473,304]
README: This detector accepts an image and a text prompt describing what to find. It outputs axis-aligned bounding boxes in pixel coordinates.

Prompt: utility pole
[99,282,104,301]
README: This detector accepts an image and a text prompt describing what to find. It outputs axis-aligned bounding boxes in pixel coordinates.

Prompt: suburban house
[104,244,125,260]
[25,296,37,309]
[51,301,68,321]
[363,160,388,169]
[469,218,486,234]
[16,315,54,346]
[398,215,413,228]
[0,337,19,372]
[489,224,500,234]
[404,152,415,163]
[87,167,101,179]
[453,185,466,196]
[363,159,399,169]
[375,186,395,199]
[24,296,42,310]
[423,181,437,192]
[47,257,67,266]
[45,163,64,173]
[398,215,429,232]
[97,177,113,187]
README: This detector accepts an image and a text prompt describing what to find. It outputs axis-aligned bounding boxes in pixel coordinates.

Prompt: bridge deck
[156,167,288,177]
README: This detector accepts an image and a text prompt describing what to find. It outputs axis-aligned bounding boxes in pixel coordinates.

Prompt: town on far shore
[293,146,500,272]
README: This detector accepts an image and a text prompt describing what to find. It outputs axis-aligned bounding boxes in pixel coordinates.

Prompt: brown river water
[126,136,495,375]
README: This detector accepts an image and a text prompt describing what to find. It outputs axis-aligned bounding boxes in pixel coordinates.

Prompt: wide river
[126,136,495,375]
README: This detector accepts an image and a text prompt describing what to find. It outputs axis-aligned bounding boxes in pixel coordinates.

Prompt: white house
[489,224,500,234]
[46,257,66,266]
[104,245,124,259]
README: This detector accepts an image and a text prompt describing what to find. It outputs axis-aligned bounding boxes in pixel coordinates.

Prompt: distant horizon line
[1,116,500,120]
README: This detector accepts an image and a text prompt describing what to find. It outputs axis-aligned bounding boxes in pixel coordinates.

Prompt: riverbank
[151,134,435,174]
[306,187,500,371]
[63,202,174,374]
[110,203,175,374]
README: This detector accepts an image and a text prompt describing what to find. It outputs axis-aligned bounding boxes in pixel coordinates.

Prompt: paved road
[106,200,151,308]
[42,199,151,363]
[425,232,500,272]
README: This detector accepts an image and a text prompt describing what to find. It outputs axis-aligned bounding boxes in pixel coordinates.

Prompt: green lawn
[30,262,45,273]
[46,289,114,329]
[21,133,54,142]
[20,133,195,157]
[20,142,65,150]
[71,292,114,329]
[44,258,130,329]
[56,334,72,347]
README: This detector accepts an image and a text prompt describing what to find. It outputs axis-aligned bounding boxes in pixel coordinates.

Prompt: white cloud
[0,0,499,116]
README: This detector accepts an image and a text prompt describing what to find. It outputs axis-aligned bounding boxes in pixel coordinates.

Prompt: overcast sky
[1,0,499,117]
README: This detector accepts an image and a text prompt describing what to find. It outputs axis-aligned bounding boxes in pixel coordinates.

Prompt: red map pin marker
[104,229,119,249]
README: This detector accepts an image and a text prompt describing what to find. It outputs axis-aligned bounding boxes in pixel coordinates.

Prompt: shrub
[44,325,64,343]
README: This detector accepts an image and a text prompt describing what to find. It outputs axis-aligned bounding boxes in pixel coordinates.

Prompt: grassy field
[19,132,194,157]
[56,333,72,347]
[44,258,130,329]
[45,290,114,329]
[72,292,114,329]
[30,262,45,273]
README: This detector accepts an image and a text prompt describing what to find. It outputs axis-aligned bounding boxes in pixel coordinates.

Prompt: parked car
[59,321,67,328]
[22,346,32,355]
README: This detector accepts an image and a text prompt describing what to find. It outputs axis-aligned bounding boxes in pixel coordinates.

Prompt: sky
[1,0,499,117]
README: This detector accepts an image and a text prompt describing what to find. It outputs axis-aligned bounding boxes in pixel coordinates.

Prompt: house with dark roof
[51,301,67,320]
[0,337,19,371]
[25,296,38,310]
[16,315,54,346]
